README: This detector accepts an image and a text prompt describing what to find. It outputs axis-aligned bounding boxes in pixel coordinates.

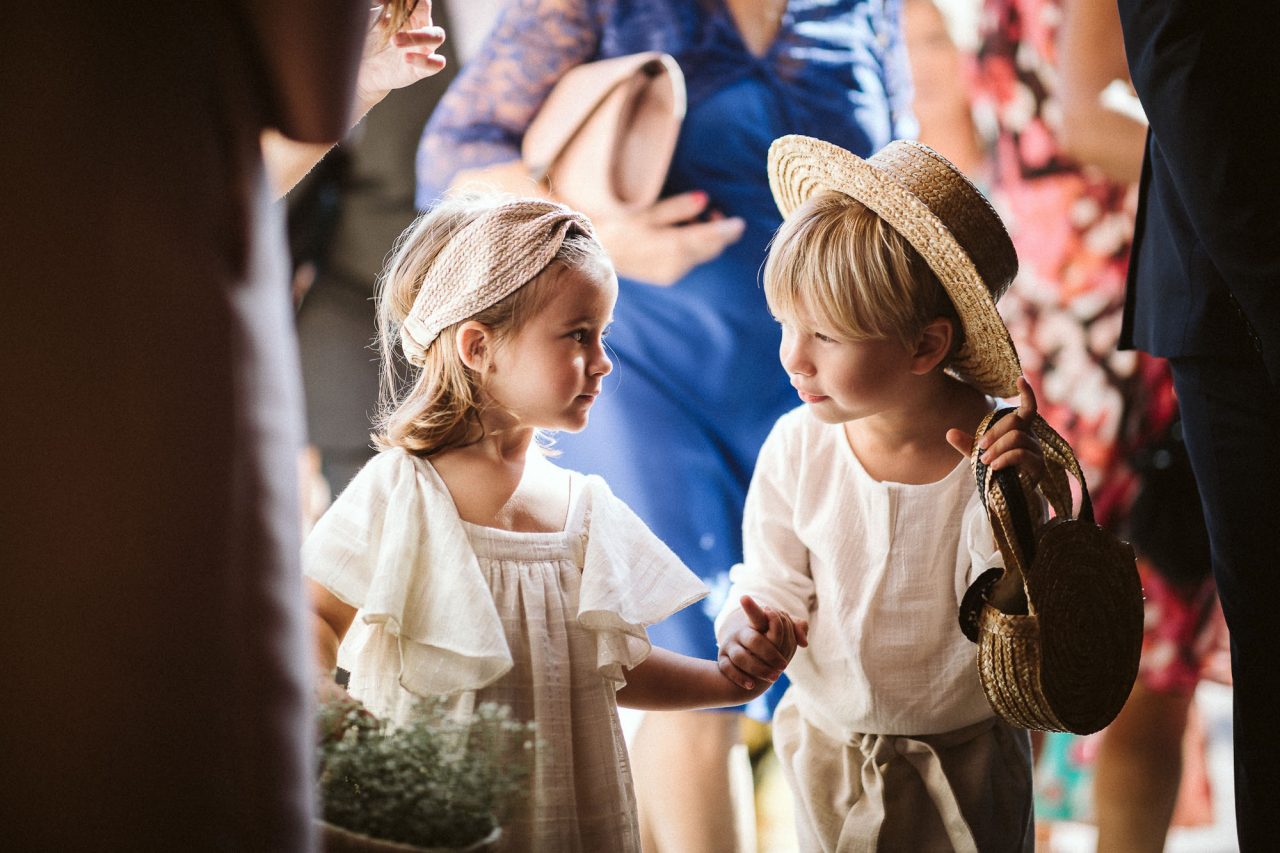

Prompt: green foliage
[317,696,537,849]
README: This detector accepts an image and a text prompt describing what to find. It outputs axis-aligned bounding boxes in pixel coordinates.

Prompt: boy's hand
[717,595,809,691]
[946,376,1046,486]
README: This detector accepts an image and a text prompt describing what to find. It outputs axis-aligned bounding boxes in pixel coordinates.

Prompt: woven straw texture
[400,200,594,365]
[767,135,1022,398]
[971,412,1144,734]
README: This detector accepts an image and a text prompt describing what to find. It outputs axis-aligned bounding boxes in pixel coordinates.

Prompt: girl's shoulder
[546,463,616,522]
[354,445,418,478]
[549,463,664,543]
[358,446,446,486]
[565,471,709,660]
[330,446,455,517]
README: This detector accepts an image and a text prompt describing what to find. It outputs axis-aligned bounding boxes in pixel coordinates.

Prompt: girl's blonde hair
[374,1,424,49]
[373,191,609,455]
[763,191,961,353]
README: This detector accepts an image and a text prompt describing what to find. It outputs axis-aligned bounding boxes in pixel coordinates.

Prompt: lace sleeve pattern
[415,0,602,205]
[415,0,915,206]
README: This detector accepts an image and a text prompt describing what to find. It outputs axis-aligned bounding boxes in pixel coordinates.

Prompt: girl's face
[484,262,617,433]
[777,299,917,425]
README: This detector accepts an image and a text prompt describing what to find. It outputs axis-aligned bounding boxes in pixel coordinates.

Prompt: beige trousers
[773,695,1034,852]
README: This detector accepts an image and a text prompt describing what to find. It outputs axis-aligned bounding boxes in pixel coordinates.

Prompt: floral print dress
[973,0,1229,827]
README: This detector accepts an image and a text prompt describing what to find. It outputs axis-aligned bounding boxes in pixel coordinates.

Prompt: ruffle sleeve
[575,474,708,687]
[302,449,513,714]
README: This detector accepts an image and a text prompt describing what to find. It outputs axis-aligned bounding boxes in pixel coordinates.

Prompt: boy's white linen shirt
[715,406,1004,738]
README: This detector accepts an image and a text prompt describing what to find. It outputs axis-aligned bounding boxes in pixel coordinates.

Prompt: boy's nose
[780,339,811,377]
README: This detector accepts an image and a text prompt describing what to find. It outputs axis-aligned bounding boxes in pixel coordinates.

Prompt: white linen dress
[304,447,708,853]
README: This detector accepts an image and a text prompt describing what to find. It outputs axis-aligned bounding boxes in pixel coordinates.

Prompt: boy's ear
[910,317,955,375]
[454,321,493,372]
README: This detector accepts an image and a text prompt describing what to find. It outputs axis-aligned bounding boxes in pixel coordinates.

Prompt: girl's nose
[590,343,613,377]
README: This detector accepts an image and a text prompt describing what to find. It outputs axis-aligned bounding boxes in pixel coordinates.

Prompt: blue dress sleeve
[415,0,602,206]
[884,0,919,141]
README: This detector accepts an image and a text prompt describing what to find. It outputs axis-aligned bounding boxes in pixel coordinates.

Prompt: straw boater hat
[768,135,1022,398]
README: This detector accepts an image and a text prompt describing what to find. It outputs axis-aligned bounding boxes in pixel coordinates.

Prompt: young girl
[715,137,1045,852]
[302,193,806,853]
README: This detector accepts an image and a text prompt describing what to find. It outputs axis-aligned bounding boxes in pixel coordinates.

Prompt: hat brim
[768,135,1021,399]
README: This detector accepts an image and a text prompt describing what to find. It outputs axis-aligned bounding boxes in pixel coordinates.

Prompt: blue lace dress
[417,0,915,712]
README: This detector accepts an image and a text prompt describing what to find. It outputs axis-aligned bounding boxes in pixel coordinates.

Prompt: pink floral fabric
[973,0,1226,695]
[1139,568,1232,694]
[976,0,1150,518]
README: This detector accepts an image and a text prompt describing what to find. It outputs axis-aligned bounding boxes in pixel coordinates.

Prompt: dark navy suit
[1117,3,1280,848]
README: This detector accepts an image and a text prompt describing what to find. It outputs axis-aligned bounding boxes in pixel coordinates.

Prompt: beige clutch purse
[522,52,686,217]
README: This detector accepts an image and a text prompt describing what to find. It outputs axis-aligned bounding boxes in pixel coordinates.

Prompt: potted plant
[316,695,536,852]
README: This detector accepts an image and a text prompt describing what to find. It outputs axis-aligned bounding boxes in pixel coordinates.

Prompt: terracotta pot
[319,821,502,853]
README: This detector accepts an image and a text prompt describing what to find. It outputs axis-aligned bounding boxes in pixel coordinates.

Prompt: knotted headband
[399,199,596,365]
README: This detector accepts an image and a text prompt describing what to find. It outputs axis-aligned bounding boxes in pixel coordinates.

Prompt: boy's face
[777,300,917,425]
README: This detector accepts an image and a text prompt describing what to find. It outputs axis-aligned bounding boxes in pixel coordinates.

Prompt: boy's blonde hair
[764,192,961,353]
[373,191,609,455]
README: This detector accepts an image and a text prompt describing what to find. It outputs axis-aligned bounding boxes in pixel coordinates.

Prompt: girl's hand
[717,595,810,691]
[356,1,447,102]
[316,687,379,745]
[946,376,1046,485]
[593,191,747,286]
[315,670,353,706]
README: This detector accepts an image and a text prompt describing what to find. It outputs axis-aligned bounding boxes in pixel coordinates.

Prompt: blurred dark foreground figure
[0,4,365,850]
[1116,3,1280,850]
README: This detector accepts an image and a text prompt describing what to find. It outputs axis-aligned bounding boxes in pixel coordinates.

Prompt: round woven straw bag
[959,409,1144,734]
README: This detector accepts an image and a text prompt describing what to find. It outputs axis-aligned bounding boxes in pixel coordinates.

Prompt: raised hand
[946,376,1046,485]
[717,595,809,691]
[356,1,448,102]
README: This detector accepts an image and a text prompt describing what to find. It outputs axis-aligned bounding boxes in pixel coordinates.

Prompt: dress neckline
[419,454,588,537]
[717,0,789,60]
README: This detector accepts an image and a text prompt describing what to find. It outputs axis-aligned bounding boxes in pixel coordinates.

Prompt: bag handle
[971,408,1099,597]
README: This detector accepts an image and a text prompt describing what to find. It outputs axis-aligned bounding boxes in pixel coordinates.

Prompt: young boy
[716,136,1043,851]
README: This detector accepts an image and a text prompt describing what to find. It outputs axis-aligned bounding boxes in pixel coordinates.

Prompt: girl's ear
[910,317,955,375]
[455,321,493,372]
